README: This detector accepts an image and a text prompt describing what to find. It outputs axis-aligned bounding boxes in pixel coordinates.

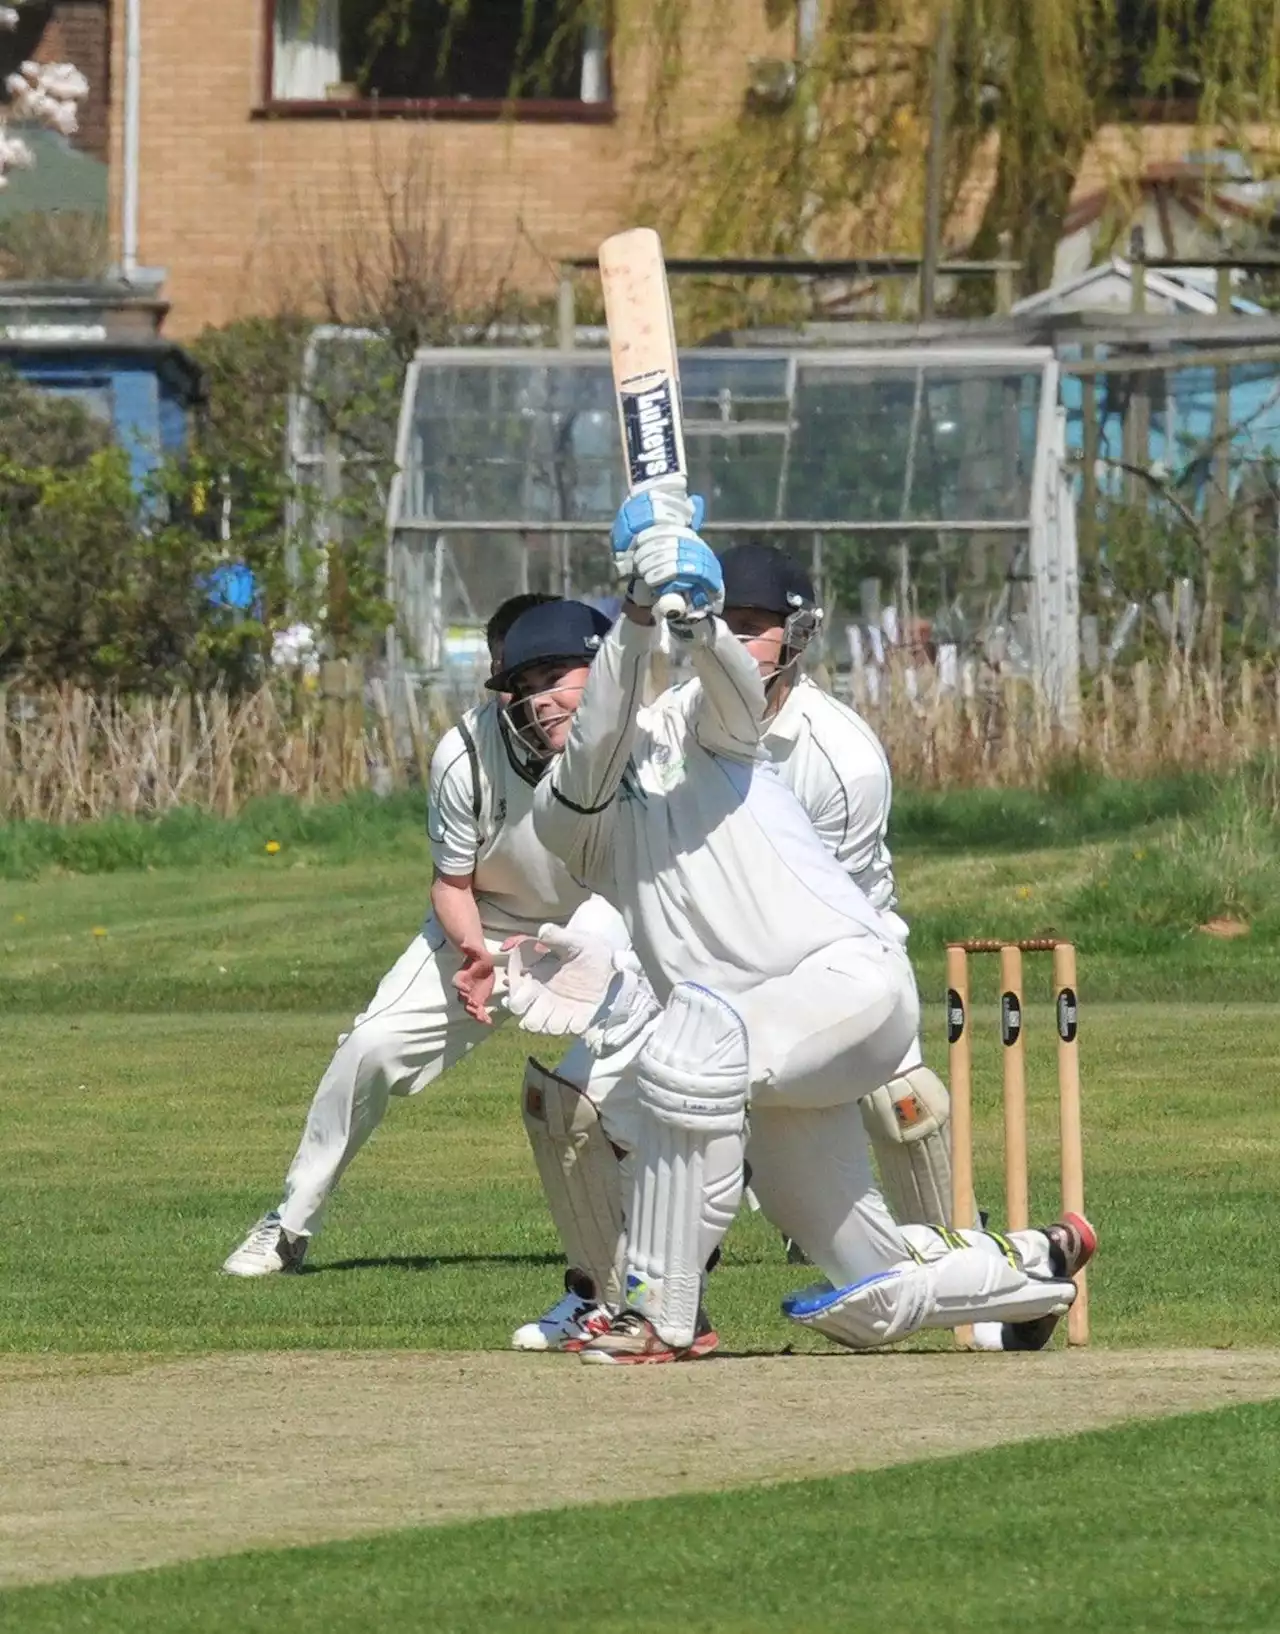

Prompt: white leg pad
[784,1226,1077,1350]
[859,1065,957,1226]
[625,983,749,1347]
[522,1058,625,1306]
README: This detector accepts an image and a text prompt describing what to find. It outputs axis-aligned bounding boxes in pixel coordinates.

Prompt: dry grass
[839,655,1280,786]
[3,655,1278,823]
[0,669,405,823]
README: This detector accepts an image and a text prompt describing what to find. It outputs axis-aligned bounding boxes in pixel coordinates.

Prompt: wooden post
[346,661,367,791]
[1053,942,1089,1345]
[1239,659,1255,753]
[211,692,235,818]
[402,671,431,789]
[946,944,975,1349]
[370,676,404,789]
[322,659,364,795]
[919,0,953,321]
[1124,230,1147,506]
[1208,264,1233,546]
[323,435,349,652]
[995,230,1014,315]
[1000,944,1029,1231]
[1129,227,1147,314]
[1081,343,1099,564]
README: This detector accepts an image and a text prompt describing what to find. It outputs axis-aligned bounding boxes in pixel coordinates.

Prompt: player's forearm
[534,616,647,878]
[687,616,767,762]
[551,614,650,814]
[430,872,487,955]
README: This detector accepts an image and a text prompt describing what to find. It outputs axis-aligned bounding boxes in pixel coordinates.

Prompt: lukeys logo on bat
[622,381,680,484]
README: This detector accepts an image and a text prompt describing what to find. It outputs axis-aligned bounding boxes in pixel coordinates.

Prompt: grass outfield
[3,773,1280,1352]
[3,991,1278,1353]
[5,1400,1279,1632]
[5,766,1280,1009]
[4,779,1279,1623]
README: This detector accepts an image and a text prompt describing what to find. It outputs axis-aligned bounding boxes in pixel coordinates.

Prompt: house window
[269,0,609,109]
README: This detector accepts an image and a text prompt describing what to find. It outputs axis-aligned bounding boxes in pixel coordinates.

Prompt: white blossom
[0,130,35,170]
[0,9,21,31]
[39,62,89,100]
[0,46,90,181]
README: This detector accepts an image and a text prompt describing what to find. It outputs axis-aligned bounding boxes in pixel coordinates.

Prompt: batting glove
[632,527,725,618]
[611,488,706,579]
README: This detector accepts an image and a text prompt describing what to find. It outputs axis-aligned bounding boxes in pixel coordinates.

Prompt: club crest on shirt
[648,742,684,791]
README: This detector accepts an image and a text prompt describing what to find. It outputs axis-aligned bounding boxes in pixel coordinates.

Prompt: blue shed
[0,281,205,491]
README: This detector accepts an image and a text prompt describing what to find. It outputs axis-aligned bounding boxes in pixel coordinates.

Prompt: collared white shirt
[426,697,592,945]
[536,616,898,1003]
[761,676,899,920]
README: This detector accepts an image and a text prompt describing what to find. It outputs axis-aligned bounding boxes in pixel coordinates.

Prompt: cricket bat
[598,226,692,621]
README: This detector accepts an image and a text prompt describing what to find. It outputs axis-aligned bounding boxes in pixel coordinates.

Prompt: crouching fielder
[529,519,1094,1363]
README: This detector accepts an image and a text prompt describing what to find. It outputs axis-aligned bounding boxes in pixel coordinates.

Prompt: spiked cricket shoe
[221,1211,308,1277]
[511,1270,613,1352]
[578,1307,718,1365]
[1002,1211,1096,1351]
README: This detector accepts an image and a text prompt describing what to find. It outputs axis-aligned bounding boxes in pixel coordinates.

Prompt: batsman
[510,529,965,1352]
[524,503,1095,1362]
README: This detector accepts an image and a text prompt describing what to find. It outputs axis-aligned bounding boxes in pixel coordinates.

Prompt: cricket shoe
[1001,1211,1097,1351]
[221,1211,308,1277]
[578,1307,719,1366]
[511,1270,613,1352]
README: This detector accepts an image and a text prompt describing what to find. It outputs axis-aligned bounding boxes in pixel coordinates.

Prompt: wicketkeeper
[221,595,622,1276]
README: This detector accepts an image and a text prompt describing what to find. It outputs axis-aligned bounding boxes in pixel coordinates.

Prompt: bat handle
[653,591,688,621]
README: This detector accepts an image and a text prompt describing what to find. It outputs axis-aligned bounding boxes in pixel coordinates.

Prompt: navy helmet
[718,541,816,616]
[486,599,612,692]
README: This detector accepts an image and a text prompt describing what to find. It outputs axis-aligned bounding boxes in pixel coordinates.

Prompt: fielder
[519,504,1094,1362]
[221,595,619,1276]
[511,532,962,1351]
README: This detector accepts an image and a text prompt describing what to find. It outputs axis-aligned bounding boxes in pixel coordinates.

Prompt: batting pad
[783,1248,1076,1351]
[625,983,749,1347]
[522,1058,625,1305]
[859,1066,958,1227]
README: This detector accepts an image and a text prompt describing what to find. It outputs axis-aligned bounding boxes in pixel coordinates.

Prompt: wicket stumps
[945,938,1088,1348]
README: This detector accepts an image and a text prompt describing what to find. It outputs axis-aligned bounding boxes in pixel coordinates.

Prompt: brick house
[87,0,786,336]
[5,1,1257,336]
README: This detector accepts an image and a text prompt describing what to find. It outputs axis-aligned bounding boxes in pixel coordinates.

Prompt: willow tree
[312,0,1280,328]
[605,0,1280,330]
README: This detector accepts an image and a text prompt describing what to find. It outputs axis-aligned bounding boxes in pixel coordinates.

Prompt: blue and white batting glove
[610,489,706,579]
[632,526,724,619]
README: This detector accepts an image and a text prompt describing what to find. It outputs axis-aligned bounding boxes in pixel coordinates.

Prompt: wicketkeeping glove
[504,924,618,1036]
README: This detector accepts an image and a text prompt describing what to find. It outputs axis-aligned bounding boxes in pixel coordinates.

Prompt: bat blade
[598,227,687,495]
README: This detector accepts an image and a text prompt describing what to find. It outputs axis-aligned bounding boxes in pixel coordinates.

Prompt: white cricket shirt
[761,677,904,926]
[425,698,592,947]
[535,615,899,1003]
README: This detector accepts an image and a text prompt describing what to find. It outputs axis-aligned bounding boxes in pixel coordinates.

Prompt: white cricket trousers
[278,934,491,1238]
[276,933,637,1240]
[740,938,925,1287]
[613,936,925,1309]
